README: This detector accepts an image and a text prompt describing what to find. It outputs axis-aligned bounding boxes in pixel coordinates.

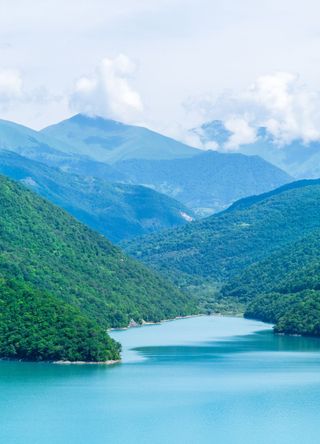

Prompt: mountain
[41,114,199,163]
[123,179,320,284]
[0,150,193,242]
[195,120,320,178]
[0,116,291,216]
[115,151,292,215]
[0,175,196,361]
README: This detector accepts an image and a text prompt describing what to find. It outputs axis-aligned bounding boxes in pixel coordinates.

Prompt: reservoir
[1,315,320,444]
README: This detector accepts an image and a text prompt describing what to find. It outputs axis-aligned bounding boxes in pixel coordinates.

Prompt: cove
[1,315,320,444]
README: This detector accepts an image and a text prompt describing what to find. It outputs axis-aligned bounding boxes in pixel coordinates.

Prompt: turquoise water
[2,315,320,444]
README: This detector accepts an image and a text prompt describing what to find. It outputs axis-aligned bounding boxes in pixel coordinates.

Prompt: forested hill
[123,180,320,284]
[0,175,196,362]
[123,179,320,337]
[222,229,320,336]
[224,178,320,214]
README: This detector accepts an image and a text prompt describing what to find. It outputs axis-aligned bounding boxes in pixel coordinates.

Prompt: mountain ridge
[0,150,194,242]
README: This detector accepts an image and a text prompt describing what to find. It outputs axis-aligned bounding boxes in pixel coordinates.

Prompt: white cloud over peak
[233,72,320,145]
[187,72,320,149]
[70,55,144,123]
[224,117,257,150]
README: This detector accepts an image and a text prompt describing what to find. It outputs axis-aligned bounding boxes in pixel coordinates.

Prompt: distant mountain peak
[41,114,199,163]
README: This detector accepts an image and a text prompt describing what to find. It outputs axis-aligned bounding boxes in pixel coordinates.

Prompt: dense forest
[124,180,320,283]
[0,279,120,362]
[125,180,320,337]
[0,175,197,361]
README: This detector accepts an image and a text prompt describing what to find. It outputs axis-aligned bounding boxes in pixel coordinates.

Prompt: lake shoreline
[108,313,206,332]
[53,359,121,365]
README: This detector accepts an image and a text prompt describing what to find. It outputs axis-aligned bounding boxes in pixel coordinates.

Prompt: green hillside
[222,228,320,302]
[123,180,320,284]
[0,175,196,361]
[221,228,320,335]
[0,150,193,242]
[124,180,320,337]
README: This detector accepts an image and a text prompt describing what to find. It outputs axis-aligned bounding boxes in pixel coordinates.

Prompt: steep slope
[0,175,197,360]
[116,151,292,214]
[123,180,320,284]
[0,151,193,242]
[196,120,320,178]
[41,114,199,163]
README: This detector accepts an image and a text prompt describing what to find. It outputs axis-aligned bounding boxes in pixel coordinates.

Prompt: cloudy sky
[1,0,320,146]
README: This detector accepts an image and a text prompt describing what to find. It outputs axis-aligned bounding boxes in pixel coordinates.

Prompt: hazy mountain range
[0,114,293,217]
[196,120,320,178]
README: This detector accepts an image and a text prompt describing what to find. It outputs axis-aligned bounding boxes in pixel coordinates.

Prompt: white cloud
[69,55,144,123]
[187,72,320,149]
[233,72,320,145]
[224,117,257,149]
[0,69,23,104]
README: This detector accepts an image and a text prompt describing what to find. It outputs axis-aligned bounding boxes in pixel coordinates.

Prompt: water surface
[1,315,320,444]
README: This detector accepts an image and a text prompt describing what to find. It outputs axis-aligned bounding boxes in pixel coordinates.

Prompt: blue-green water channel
[1,315,320,444]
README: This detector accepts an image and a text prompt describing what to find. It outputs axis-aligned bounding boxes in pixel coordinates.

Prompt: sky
[1,0,320,147]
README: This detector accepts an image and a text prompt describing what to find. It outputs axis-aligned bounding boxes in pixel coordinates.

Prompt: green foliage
[222,229,320,336]
[0,279,120,362]
[0,175,197,361]
[124,181,320,284]
[245,291,320,336]
[222,229,320,302]
[127,180,320,337]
